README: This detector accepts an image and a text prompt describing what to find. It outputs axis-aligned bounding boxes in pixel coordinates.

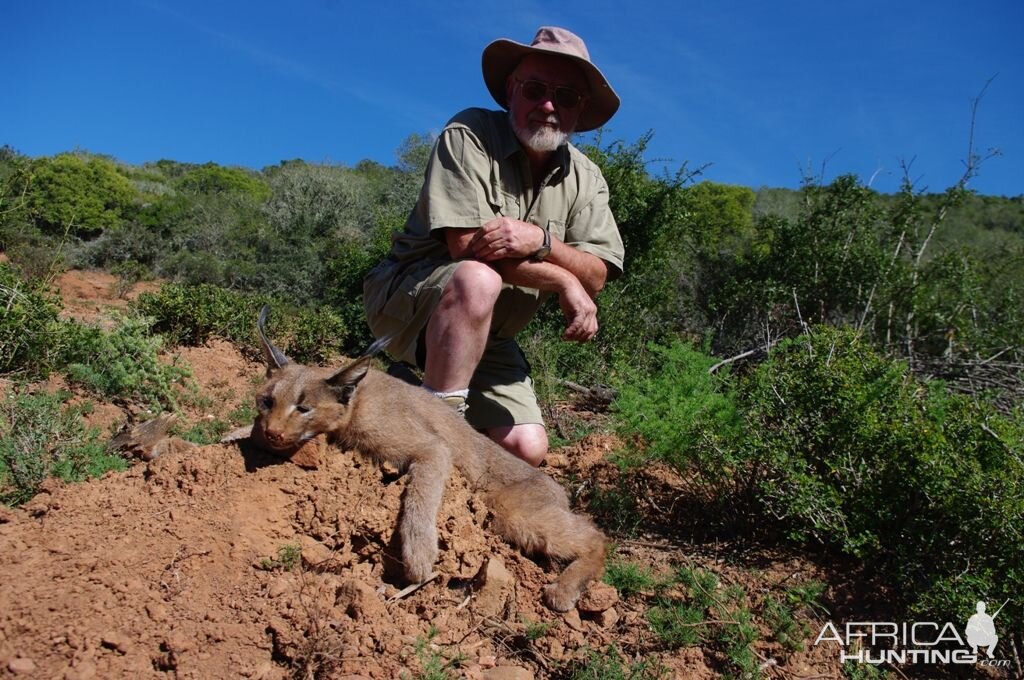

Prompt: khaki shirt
[383,107,624,339]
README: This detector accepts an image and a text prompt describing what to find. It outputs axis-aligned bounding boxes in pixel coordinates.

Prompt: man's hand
[467,217,544,261]
[558,278,598,342]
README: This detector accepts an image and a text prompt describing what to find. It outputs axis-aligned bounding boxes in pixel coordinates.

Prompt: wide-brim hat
[482,26,619,133]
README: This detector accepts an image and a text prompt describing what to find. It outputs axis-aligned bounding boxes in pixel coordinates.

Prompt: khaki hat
[482,26,620,132]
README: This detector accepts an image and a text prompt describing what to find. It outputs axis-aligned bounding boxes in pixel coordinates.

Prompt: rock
[298,535,335,570]
[471,557,514,618]
[266,577,291,598]
[578,582,619,613]
[146,602,169,622]
[22,492,53,516]
[266,616,302,655]
[544,638,565,661]
[66,629,84,650]
[335,579,385,621]
[288,434,328,469]
[482,666,533,680]
[8,657,36,675]
[100,631,131,654]
[462,665,484,680]
[596,606,620,628]
[562,608,585,632]
[544,453,569,468]
[163,630,193,654]
[0,505,23,524]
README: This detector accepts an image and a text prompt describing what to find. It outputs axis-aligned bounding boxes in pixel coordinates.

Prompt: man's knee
[486,423,548,467]
[442,261,503,318]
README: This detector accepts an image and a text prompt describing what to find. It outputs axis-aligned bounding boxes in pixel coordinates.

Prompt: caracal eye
[296,404,313,414]
[258,395,274,410]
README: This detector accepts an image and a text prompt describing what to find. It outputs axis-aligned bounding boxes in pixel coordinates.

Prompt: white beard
[509,110,569,153]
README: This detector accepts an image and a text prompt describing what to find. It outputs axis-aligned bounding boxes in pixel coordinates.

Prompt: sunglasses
[514,77,586,110]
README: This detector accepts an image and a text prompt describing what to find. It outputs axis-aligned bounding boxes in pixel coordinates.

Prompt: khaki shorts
[363,259,544,429]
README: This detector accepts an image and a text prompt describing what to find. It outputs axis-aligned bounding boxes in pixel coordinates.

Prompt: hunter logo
[814,599,1011,667]
[965,601,999,658]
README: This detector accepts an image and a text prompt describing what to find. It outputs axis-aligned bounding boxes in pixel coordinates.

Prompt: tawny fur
[251,314,606,611]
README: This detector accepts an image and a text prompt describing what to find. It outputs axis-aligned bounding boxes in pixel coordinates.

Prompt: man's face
[506,54,588,154]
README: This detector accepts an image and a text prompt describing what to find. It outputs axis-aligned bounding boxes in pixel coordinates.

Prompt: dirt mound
[0,270,848,679]
[0,435,633,679]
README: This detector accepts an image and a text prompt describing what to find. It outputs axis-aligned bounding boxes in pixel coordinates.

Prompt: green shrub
[175,163,271,202]
[259,543,301,572]
[588,478,643,537]
[0,262,64,377]
[741,326,1024,630]
[603,558,661,598]
[60,313,192,410]
[133,283,351,364]
[110,260,151,299]
[320,219,394,351]
[26,153,137,237]
[611,341,745,499]
[133,283,262,347]
[564,646,667,680]
[0,389,127,506]
[646,599,706,648]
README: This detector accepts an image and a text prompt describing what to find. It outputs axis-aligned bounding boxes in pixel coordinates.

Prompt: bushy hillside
[1,135,1022,678]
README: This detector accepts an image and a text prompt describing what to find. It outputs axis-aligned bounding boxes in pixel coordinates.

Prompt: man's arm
[442,224,602,341]
[445,217,610,297]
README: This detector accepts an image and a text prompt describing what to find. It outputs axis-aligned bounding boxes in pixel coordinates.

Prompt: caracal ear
[326,357,372,405]
[257,305,291,375]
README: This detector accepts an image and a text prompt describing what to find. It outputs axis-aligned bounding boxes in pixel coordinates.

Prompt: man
[363,26,624,466]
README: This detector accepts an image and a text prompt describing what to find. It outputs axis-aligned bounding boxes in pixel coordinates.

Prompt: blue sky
[5,1,1022,196]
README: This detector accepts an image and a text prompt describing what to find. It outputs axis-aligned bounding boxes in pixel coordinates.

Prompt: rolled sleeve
[424,126,499,233]
[565,176,625,277]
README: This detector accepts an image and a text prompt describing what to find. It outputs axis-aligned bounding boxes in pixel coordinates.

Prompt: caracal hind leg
[489,480,607,612]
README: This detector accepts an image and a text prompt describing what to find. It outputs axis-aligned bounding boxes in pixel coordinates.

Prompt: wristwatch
[530,224,551,262]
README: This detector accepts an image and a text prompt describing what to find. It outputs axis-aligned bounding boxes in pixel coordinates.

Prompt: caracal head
[252,305,373,453]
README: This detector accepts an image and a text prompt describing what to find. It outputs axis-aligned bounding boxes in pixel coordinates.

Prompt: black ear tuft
[257,305,291,370]
[362,333,394,359]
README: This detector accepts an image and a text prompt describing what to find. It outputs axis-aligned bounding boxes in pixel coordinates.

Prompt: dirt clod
[7,657,36,675]
[577,581,619,613]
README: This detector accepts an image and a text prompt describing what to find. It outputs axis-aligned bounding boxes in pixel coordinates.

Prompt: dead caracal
[251,307,606,611]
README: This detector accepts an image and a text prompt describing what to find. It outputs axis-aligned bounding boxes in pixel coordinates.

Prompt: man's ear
[325,357,371,405]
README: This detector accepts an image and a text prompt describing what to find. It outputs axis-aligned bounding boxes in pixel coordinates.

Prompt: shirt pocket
[545,218,566,241]
[498,189,521,219]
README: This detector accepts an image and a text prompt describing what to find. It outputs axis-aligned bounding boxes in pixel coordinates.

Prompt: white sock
[422,386,469,400]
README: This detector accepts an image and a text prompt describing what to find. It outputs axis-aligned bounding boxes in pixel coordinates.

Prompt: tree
[26,153,137,237]
[174,163,271,202]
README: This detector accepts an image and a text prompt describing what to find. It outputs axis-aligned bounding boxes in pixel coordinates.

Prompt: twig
[555,379,618,404]
[387,572,439,602]
[792,288,810,336]
[708,347,761,374]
